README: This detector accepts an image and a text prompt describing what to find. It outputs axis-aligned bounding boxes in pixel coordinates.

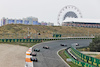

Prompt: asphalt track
[32,39,92,67]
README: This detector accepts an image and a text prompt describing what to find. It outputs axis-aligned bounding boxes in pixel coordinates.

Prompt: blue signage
[16,20,23,24]
[12,20,15,23]
[33,21,38,25]
[8,20,15,24]
[24,20,29,25]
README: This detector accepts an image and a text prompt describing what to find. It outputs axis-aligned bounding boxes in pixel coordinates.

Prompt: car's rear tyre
[36,60,38,62]
[32,55,36,56]
[30,58,33,61]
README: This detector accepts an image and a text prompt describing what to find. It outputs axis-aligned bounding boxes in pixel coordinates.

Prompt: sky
[0,0,100,25]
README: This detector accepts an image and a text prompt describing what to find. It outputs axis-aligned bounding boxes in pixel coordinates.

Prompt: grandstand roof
[63,18,100,24]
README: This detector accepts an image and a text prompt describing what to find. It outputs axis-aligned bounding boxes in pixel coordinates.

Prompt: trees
[89,36,100,52]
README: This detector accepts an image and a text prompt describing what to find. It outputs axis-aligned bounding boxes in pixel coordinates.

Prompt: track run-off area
[32,39,92,67]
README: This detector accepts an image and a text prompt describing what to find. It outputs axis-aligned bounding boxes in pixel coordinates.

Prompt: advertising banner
[71,46,100,67]
[24,20,29,25]
[53,34,61,37]
[8,20,15,24]
[8,20,12,24]
[64,51,94,67]
[92,58,98,66]
[33,21,38,25]
[17,20,23,24]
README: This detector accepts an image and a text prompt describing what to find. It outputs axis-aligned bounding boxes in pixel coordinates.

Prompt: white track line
[57,48,70,67]
[68,48,77,60]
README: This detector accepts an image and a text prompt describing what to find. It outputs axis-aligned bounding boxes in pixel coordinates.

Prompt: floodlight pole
[88,29,89,37]
[28,27,29,36]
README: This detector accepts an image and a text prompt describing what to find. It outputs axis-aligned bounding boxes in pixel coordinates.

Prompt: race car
[34,48,40,52]
[30,52,37,56]
[43,46,49,49]
[75,43,79,46]
[60,43,67,46]
[72,43,79,46]
[30,57,38,62]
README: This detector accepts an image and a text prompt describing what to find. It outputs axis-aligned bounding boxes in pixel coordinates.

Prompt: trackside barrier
[24,37,94,67]
[71,46,100,67]
[0,37,94,43]
[25,48,33,67]
[65,50,94,67]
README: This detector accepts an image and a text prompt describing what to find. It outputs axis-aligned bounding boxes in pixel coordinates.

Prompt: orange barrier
[25,58,32,62]
[25,47,33,67]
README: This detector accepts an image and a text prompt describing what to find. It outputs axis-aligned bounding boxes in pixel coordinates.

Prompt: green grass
[77,48,84,51]
[58,49,81,67]
[77,47,89,51]
[77,48,98,58]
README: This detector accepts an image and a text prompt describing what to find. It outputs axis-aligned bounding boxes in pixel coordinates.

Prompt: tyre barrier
[24,37,94,67]
[71,46,100,67]
[0,37,94,43]
[65,49,94,67]
[25,47,33,67]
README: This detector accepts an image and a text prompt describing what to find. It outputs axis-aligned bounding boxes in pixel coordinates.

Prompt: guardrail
[71,46,100,67]
[24,37,94,67]
[0,37,94,43]
[65,49,94,67]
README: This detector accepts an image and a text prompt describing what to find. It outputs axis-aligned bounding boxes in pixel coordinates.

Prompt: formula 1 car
[34,48,40,52]
[60,44,67,46]
[43,46,49,49]
[30,57,38,62]
[75,43,79,46]
[30,52,37,56]
[72,43,79,46]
